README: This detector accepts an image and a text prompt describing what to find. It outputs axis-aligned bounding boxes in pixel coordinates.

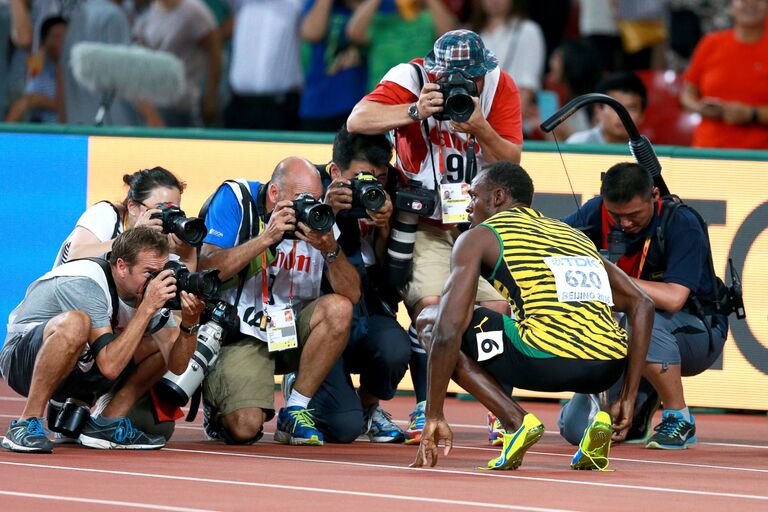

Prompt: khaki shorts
[203,299,318,417]
[402,220,505,309]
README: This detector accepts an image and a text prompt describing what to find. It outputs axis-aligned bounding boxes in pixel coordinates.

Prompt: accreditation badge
[439,182,471,224]
[265,305,299,352]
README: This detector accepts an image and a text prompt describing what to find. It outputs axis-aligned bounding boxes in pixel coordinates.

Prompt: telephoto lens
[151,203,207,247]
[386,210,419,287]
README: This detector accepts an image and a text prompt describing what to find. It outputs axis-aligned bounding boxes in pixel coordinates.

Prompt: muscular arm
[64,227,116,262]
[473,120,522,164]
[91,306,156,381]
[152,327,197,375]
[604,258,654,429]
[631,279,690,314]
[324,250,362,303]
[425,229,486,421]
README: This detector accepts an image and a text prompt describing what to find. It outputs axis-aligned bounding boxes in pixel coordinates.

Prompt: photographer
[346,28,521,440]
[198,157,360,446]
[312,126,411,443]
[0,228,204,453]
[558,163,729,450]
[54,167,199,271]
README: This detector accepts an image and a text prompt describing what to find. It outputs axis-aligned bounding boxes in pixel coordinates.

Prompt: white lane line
[160,447,768,501]
[0,490,217,512]
[0,462,572,512]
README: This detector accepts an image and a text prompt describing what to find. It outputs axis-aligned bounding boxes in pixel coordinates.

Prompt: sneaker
[202,400,221,441]
[404,400,426,445]
[274,406,323,446]
[363,404,405,443]
[1,417,54,453]
[282,372,297,403]
[624,393,660,444]
[487,412,505,446]
[571,411,612,470]
[53,432,79,445]
[485,413,544,470]
[78,416,165,450]
[646,410,697,450]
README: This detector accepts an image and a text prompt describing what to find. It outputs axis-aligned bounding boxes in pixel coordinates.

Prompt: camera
[153,261,221,310]
[154,300,238,406]
[284,193,335,239]
[340,172,387,218]
[433,72,478,123]
[150,202,207,247]
[394,180,437,217]
[48,398,91,438]
[606,224,627,263]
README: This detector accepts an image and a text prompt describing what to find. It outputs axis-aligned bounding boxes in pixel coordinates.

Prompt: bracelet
[751,108,760,124]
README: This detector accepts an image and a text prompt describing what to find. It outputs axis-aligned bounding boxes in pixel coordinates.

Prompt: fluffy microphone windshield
[71,42,185,106]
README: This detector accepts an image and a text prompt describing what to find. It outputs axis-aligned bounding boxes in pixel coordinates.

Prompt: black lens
[306,204,334,233]
[446,91,474,122]
[173,217,207,247]
[359,184,386,211]
[182,270,221,299]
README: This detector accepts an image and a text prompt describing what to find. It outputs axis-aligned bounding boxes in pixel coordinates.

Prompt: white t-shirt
[54,202,122,267]
[481,18,546,92]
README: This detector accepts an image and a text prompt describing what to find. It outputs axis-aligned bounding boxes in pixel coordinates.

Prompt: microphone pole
[540,93,670,196]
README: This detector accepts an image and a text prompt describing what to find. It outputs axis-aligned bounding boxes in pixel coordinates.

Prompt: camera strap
[80,257,120,328]
[261,240,297,308]
[410,63,442,192]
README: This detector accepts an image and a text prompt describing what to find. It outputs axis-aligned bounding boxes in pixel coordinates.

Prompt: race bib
[476,330,504,362]
[265,305,299,353]
[440,182,471,224]
[543,256,613,306]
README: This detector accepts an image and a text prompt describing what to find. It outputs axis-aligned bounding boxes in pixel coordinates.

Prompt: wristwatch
[323,244,341,263]
[407,102,421,122]
[179,323,200,335]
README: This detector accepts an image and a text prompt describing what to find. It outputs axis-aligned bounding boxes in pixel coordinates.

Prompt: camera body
[150,202,208,247]
[284,193,335,239]
[433,72,478,123]
[394,180,437,217]
[340,172,387,218]
[154,300,238,406]
[154,260,221,309]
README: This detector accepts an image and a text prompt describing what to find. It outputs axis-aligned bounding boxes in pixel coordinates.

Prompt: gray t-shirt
[566,125,606,145]
[133,0,216,112]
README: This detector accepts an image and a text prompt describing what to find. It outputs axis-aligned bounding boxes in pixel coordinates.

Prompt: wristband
[179,323,199,334]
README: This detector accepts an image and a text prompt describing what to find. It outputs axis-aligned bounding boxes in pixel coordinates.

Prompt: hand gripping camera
[340,172,387,219]
[283,193,335,239]
[153,261,221,309]
[155,300,239,406]
[150,202,208,247]
[433,72,478,123]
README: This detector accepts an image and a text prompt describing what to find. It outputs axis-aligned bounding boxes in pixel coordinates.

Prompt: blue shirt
[562,196,715,296]
[299,0,367,119]
[203,180,262,248]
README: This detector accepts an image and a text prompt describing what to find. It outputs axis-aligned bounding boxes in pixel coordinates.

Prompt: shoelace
[288,408,317,431]
[654,416,686,438]
[409,405,425,429]
[25,417,49,437]
[370,407,399,432]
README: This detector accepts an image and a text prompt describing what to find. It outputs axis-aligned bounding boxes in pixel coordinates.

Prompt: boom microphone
[540,93,670,196]
[71,42,185,125]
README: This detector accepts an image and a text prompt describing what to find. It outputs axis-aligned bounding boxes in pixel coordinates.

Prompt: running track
[0,383,766,511]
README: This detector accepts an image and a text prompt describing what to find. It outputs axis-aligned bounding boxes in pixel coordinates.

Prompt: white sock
[286,389,311,409]
[678,407,692,422]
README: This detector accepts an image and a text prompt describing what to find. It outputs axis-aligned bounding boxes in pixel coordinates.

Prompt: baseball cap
[424,29,498,79]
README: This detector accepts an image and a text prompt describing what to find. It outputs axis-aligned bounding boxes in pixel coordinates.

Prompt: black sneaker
[78,416,165,450]
[646,410,697,450]
[625,392,661,444]
[1,417,54,453]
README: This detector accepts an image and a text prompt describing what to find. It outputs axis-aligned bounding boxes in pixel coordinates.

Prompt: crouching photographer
[198,157,360,446]
[54,167,205,271]
[309,126,411,443]
[0,228,205,453]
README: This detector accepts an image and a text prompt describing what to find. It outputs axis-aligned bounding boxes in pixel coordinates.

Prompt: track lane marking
[0,490,217,511]
[0,462,572,512]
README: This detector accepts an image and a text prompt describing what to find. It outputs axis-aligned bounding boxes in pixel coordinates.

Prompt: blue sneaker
[363,404,405,443]
[274,406,323,446]
[404,400,425,445]
[1,417,54,453]
[646,410,697,450]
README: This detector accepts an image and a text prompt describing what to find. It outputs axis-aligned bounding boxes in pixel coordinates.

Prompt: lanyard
[261,240,296,308]
[636,237,652,278]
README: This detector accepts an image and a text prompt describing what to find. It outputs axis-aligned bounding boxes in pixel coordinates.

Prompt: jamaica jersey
[480,207,628,360]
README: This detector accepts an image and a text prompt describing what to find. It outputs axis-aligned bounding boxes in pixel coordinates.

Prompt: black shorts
[3,321,128,406]
[460,308,625,394]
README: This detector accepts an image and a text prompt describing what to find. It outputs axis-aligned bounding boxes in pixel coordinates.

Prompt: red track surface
[0,382,766,511]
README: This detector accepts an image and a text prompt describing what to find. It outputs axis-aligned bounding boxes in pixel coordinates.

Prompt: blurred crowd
[1,0,766,149]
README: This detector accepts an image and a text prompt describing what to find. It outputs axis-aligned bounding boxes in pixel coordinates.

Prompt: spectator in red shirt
[681,0,768,149]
